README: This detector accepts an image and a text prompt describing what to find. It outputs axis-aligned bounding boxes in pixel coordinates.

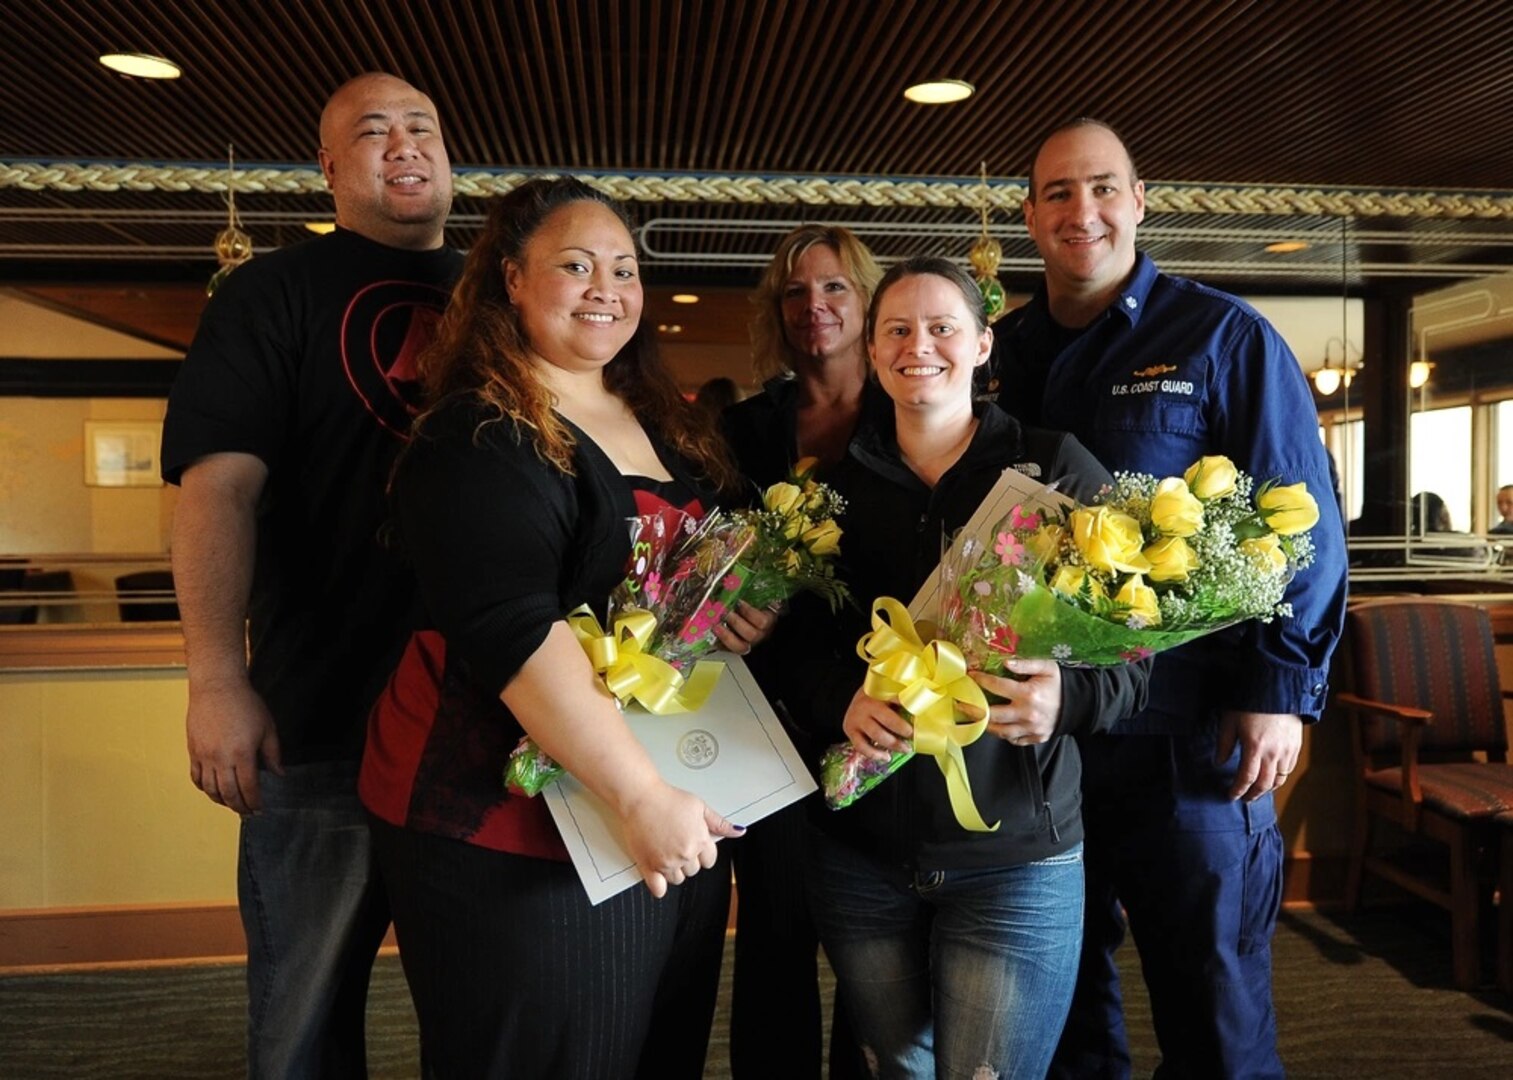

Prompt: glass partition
[0,395,175,625]
[1410,271,1513,536]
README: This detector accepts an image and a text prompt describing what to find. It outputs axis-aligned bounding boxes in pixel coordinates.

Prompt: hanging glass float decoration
[208,145,252,296]
[970,163,1007,323]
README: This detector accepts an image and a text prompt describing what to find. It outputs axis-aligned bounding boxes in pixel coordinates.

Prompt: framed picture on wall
[83,420,164,488]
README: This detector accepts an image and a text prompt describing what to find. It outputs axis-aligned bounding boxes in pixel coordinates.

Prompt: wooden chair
[1498,811,1513,994]
[1335,598,1513,989]
[115,569,180,622]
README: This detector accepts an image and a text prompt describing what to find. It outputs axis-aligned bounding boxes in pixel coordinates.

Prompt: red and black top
[360,395,708,860]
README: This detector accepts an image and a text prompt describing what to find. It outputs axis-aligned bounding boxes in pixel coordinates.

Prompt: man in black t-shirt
[161,73,462,1078]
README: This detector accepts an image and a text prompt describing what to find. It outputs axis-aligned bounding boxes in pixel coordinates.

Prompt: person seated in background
[693,375,741,425]
[1492,484,1513,535]
[1410,490,1454,534]
[1410,491,1485,559]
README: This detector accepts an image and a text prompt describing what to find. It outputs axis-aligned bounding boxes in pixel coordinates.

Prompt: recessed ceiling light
[305,222,337,235]
[99,53,182,80]
[903,79,974,105]
[671,293,700,304]
[1264,241,1310,254]
[657,324,684,334]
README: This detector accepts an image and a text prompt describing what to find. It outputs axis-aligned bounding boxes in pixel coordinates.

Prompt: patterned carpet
[1,906,1510,1078]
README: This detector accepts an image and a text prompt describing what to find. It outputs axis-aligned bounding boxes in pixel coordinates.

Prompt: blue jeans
[807,827,1084,1080]
[240,761,391,1079]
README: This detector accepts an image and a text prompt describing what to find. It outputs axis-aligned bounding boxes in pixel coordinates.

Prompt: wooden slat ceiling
[1,0,1512,299]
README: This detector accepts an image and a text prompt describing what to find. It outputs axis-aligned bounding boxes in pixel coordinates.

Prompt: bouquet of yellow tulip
[938,454,1318,670]
[506,460,850,796]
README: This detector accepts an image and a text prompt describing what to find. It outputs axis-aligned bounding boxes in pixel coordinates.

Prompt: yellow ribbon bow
[567,605,722,714]
[856,597,998,833]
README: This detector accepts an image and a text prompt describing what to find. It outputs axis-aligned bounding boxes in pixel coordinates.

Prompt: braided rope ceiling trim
[4,161,1513,220]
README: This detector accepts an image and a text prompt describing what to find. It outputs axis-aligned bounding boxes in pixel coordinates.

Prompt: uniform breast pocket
[1096,394,1207,475]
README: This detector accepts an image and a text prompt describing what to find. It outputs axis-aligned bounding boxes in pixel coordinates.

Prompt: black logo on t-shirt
[341,280,451,438]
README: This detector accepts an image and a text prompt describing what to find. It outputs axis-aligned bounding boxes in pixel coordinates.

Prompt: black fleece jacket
[782,402,1150,870]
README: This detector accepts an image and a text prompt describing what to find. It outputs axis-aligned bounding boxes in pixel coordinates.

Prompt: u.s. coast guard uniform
[994,252,1348,1080]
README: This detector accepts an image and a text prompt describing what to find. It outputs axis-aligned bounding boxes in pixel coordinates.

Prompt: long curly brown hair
[417,177,735,489]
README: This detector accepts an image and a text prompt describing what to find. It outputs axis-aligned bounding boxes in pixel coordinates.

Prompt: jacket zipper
[1043,798,1061,844]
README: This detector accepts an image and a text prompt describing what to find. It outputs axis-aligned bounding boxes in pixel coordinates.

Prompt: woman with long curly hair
[360,177,772,1078]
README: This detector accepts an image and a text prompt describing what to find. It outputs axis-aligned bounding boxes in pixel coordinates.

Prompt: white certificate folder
[543,652,818,905]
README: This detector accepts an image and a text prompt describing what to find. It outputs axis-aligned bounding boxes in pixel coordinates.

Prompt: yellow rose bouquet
[938,454,1319,670]
[819,456,1318,819]
[506,460,850,796]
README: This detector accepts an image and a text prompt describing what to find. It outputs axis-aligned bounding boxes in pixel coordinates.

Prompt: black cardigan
[784,403,1150,870]
[395,394,718,701]
[720,374,894,492]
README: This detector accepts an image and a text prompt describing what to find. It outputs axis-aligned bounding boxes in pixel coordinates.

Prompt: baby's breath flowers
[939,455,1318,668]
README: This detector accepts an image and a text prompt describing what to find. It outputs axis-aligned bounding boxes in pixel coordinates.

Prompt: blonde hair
[749,224,883,382]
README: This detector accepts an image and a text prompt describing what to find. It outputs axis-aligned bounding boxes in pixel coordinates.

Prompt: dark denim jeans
[1051,730,1285,1080]
[239,761,390,1079]
[807,827,1084,1080]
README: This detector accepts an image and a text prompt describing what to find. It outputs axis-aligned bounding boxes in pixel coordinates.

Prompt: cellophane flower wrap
[820,455,1319,815]
[647,457,851,672]
[818,597,996,831]
[506,460,850,796]
[939,454,1319,671]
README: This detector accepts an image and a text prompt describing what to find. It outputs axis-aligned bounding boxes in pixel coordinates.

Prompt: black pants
[729,797,865,1080]
[371,818,730,1080]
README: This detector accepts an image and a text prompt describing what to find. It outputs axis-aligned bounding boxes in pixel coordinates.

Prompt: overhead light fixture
[903,79,974,104]
[657,323,683,334]
[1264,241,1310,254]
[305,222,337,235]
[670,293,700,304]
[1409,359,1435,389]
[99,53,182,79]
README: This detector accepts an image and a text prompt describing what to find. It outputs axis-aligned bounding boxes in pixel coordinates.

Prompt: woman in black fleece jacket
[786,257,1149,1080]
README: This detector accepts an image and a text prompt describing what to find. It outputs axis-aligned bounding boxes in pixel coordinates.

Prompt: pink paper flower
[1010,504,1042,531]
[994,531,1025,566]
[680,599,727,643]
[644,572,662,604]
[722,573,742,592]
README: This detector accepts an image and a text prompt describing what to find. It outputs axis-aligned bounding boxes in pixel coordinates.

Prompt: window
[1409,406,1472,532]
[1320,417,1363,524]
